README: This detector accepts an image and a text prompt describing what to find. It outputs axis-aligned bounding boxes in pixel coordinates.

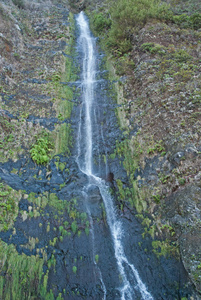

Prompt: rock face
[83,0,201,297]
[0,0,200,299]
[165,185,201,293]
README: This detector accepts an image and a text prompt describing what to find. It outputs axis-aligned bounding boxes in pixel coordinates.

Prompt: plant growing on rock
[12,0,25,9]
[92,12,112,34]
[173,12,201,30]
[30,132,53,165]
[71,221,77,234]
[0,183,21,231]
[106,0,171,54]
[95,254,99,264]
[141,43,166,55]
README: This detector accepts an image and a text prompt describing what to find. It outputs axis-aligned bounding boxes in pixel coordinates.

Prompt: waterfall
[76,12,154,300]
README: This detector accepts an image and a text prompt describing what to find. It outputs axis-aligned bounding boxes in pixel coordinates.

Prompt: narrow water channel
[76,12,154,300]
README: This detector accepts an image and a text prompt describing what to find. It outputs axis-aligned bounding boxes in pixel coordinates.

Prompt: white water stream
[76,12,154,300]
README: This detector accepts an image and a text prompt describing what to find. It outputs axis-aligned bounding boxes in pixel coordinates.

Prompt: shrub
[172,49,192,63]
[173,14,190,28]
[71,221,77,234]
[30,132,53,165]
[59,226,64,233]
[153,194,160,204]
[12,0,25,9]
[107,0,171,54]
[141,43,166,55]
[190,13,201,30]
[173,13,201,30]
[92,13,111,34]
[179,178,185,185]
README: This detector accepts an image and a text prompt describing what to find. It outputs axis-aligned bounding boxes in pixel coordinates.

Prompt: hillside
[0,0,200,299]
[87,0,201,296]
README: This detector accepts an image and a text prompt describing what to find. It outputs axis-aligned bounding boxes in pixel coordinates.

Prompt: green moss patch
[0,182,22,231]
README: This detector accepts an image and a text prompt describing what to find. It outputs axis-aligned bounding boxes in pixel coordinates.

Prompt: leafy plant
[172,49,192,63]
[178,178,185,185]
[55,123,72,155]
[0,182,21,231]
[106,0,171,54]
[190,13,201,30]
[92,13,111,34]
[152,239,178,258]
[153,194,161,204]
[147,140,165,154]
[141,43,166,55]
[173,13,190,28]
[159,173,169,184]
[30,132,53,165]
[0,240,46,299]
[71,221,77,234]
[95,254,99,264]
[173,13,201,30]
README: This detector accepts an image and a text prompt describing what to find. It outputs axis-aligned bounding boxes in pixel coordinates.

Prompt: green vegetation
[104,0,171,54]
[95,254,99,264]
[0,240,51,300]
[27,191,90,239]
[92,12,112,34]
[0,116,19,163]
[89,0,196,262]
[54,123,72,156]
[152,240,179,259]
[173,12,201,29]
[12,0,25,9]
[178,178,185,185]
[30,131,54,165]
[0,6,88,300]
[52,14,76,157]
[0,182,21,231]
[141,43,166,55]
[147,140,165,154]
[71,221,78,234]
[152,194,161,204]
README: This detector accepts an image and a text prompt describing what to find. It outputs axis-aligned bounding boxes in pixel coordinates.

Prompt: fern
[30,134,53,165]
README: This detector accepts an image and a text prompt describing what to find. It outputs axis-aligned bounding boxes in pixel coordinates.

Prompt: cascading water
[76,12,154,300]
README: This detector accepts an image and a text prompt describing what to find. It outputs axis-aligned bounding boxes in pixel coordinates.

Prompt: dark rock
[19,198,31,212]
[185,146,198,159]
[87,184,102,203]
[164,184,201,291]
[172,151,185,165]
[107,172,114,182]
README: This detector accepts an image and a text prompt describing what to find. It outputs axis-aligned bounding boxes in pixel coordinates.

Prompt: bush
[30,132,53,165]
[92,13,111,34]
[179,178,185,185]
[107,0,171,54]
[172,49,192,63]
[190,13,201,30]
[71,221,77,234]
[173,13,190,28]
[173,13,201,30]
[141,42,166,55]
[12,0,25,9]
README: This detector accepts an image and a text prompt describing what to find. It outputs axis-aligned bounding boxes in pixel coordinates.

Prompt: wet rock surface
[0,0,200,299]
[164,185,201,293]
